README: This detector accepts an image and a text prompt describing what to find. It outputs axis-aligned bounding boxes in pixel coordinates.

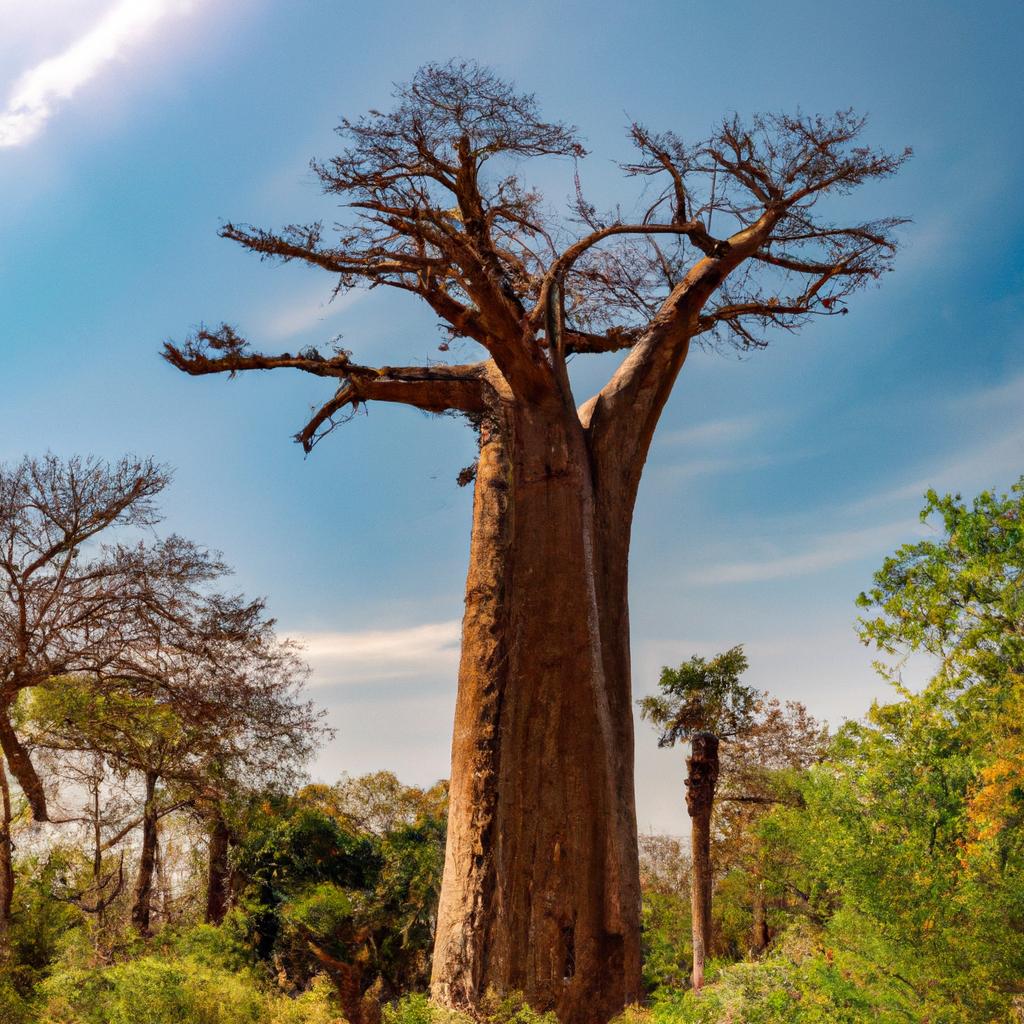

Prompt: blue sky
[2,0,1023,833]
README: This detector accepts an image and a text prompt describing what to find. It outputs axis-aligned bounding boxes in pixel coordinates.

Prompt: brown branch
[563,327,641,355]
[296,364,487,451]
[99,799,193,853]
[534,221,727,328]
[164,329,488,451]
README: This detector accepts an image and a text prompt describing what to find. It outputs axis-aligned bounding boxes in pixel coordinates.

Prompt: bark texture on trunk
[751,881,769,956]
[0,706,47,822]
[205,810,231,925]
[131,770,159,935]
[431,394,643,1024]
[685,733,719,992]
[0,759,14,960]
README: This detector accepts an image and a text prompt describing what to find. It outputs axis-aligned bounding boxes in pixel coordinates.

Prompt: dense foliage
[0,478,1020,1022]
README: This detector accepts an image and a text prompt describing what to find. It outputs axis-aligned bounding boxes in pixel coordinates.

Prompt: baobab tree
[640,646,761,991]
[164,61,908,1023]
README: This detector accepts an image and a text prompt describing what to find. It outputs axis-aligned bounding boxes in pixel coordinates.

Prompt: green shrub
[36,953,344,1024]
[153,918,257,973]
[381,992,557,1024]
[0,978,33,1024]
[636,924,916,1024]
[482,991,559,1024]
[267,976,345,1024]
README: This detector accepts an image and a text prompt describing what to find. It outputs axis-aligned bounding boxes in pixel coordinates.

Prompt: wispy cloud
[661,414,763,448]
[288,620,461,687]
[263,288,365,342]
[0,0,195,148]
[687,520,922,585]
[849,372,1024,515]
[652,453,777,485]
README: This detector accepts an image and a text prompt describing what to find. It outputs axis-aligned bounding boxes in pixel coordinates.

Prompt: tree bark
[205,809,231,925]
[685,733,719,992]
[431,392,643,1024]
[0,758,14,960]
[751,880,769,956]
[0,705,48,822]
[131,770,159,935]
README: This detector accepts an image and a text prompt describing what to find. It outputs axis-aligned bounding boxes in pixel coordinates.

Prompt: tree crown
[639,645,762,745]
[163,61,909,453]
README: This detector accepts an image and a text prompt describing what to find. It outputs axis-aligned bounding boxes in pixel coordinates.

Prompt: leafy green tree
[28,628,318,936]
[848,479,1024,1018]
[731,481,1024,1022]
[857,480,1023,680]
[713,699,828,956]
[231,774,447,1023]
[640,646,760,990]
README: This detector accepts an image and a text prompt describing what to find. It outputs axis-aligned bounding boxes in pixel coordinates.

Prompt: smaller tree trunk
[131,770,159,935]
[205,810,231,925]
[0,708,47,822]
[685,733,719,992]
[0,759,15,961]
[751,880,769,955]
[90,775,105,931]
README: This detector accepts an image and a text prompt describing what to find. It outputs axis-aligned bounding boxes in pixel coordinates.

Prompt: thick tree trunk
[131,770,159,935]
[0,705,47,822]
[205,809,231,925]
[685,733,719,992]
[431,399,643,1024]
[0,759,14,960]
[751,880,769,956]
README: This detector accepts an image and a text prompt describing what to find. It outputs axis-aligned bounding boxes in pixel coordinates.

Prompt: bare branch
[164,324,488,452]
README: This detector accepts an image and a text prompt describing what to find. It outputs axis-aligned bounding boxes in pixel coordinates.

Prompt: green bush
[381,992,557,1024]
[36,953,344,1024]
[153,918,258,973]
[633,924,916,1024]
[0,978,33,1024]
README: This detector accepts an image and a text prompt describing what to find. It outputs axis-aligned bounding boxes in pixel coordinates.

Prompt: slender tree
[0,759,14,959]
[0,454,252,823]
[164,62,908,1021]
[714,699,828,954]
[640,646,760,990]
[29,619,319,934]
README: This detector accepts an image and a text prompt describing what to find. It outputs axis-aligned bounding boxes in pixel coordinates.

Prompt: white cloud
[652,452,777,485]
[848,376,1024,516]
[263,288,365,342]
[687,520,922,585]
[288,620,462,686]
[660,413,763,448]
[952,369,1024,413]
[0,0,195,148]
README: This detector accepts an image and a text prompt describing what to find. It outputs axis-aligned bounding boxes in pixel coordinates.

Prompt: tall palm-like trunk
[431,398,644,1024]
[685,733,719,991]
[131,770,159,935]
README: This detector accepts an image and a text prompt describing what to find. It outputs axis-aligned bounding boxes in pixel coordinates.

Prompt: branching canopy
[0,454,317,821]
[163,61,909,453]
